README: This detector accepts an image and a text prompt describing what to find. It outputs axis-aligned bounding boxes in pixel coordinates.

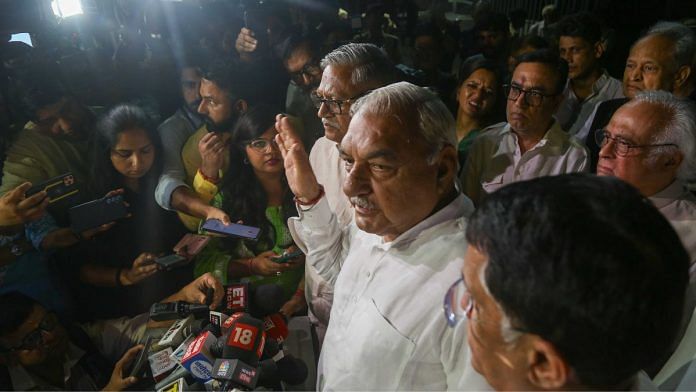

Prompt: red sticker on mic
[226,322,259,351]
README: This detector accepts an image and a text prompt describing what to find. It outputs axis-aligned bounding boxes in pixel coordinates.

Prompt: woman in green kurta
[194,105,305,317]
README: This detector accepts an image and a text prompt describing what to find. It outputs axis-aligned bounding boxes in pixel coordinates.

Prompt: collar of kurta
[649,180,690,209]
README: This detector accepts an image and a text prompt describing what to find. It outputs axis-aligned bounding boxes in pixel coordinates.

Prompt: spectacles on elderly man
[1,312,59,352]
[443,276,476,327]
[310,90,372,115]
[594,129,678,157]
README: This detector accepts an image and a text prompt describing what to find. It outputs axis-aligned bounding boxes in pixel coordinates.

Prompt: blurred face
[0,305,68,367]
[180,67,202,110]
[462,246,530,390]
[110,128,156,180]
[245,127,283,176]
[197,78,237,133]
[623,35,677,98]
[596,102,678,197]
[339,112,450,241]
[477,30,508,59]
[458,68,498,119]
[315,64,363,143]
[285,44,322,93]
[34,97,89,139]
[559,36,601,81]
[507,62,562,136]
[414,35,442,71]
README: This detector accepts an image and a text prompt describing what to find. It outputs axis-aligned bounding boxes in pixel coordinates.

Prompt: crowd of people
[0,0,695,390]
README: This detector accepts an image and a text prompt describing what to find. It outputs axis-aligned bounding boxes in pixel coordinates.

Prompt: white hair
[350,82,456,162]
[646,21,696,70]
[320,43,396,86]
[632,90,696,182]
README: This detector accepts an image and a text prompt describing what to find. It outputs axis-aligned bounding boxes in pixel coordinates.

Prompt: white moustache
[350,197,376,210]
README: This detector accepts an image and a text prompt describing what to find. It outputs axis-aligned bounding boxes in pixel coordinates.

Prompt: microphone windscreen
[277,356,308,385]
[251,284,285,318]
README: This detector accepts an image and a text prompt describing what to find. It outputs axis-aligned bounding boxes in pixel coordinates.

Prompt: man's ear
[664,150,683,171]
[234,99,249,114]
[435,145,458,193]
[593,41,605,59]
[673,65,692,91]
[526,337,571,390]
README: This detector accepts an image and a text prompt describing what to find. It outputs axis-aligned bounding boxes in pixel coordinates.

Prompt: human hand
[204,207,231,226]
[177,272,224,309]
[121,253,158,285]
[235,27,258,54]
[275,114,321,203]
[198,132,227,181]
[102,344,143,391]
[249,250,292,276]
[0,182,49,226]
[279,295,306,319]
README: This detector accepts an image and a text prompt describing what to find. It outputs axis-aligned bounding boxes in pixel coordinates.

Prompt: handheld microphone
[276,354,309,386]
[150,301,210,321]
[211,358,260,390]
[249,284,285,318]
[223,283,249,314]
[211,313,266,367]
[262,313,289,344]
[180,331,217,383]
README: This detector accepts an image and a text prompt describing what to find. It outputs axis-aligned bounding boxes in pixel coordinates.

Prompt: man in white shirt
[276,82,489,390]
[304,43,397,342]
[461,49,588,206]
[555,12,623,137]
[447,173,688,391]
[595,91,696,389]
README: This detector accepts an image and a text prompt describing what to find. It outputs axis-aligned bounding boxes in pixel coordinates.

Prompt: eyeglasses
[311,90,371,115]
[594,129,678,157]
[503,84,557,107]
[443,276,476,327]
[3,312,59,352]
[245,137,278,152]
[289,63,321,85]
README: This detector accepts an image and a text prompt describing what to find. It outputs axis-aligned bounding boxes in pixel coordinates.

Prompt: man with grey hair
[596,90,696,277]
[596,90,696,390]
[294,43,397,343]
[275,81,488,390]
[580,21,696,171]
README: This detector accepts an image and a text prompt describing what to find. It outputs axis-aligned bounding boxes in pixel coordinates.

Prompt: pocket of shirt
[321,298,416,389]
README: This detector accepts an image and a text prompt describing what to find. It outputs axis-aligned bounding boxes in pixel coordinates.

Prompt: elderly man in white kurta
[275,82,489,390]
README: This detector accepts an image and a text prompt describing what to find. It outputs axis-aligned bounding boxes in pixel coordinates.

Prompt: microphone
[223,283,249,314]
[249,284,285,318]
[211,313,266,367]
[211,358,260,390]
[276,355,309,386]
[180,331,217,383]
[156,316,200,350]
[262,313,289,344]
[150,301,210,321]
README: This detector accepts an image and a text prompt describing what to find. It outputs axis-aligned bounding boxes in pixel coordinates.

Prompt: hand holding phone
[173,233,210,258]
[201,219,260,240]
[25,172,79,204]
[69,194,128,233]
[271,249,304,264]
[126,336,153,378]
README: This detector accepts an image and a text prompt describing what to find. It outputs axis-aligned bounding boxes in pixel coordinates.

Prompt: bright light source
[51,0,84,18]
[10,33,33,47]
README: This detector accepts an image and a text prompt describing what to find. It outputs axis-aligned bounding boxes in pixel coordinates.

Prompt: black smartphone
[271,249,303,264]
[154,254,189,271]
[201,219,260,240]
[69,194,127,233]
[128,336,153,378]
[25,172,79,204]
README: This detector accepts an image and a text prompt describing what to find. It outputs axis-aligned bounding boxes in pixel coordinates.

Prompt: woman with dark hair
[456,56,504,168]
[75,104,189,320]
[195,105,306,318]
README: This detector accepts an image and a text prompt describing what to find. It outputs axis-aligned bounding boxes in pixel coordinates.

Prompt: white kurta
[289,194,490,390]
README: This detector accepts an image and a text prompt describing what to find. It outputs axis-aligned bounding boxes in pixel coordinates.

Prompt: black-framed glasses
[244,137,278,152]
[289,63,321,85]
[503,84,556,107]
[310,90,372,115]
[443,276,476,327]
[3,312,59,352]
[594,129,678,157]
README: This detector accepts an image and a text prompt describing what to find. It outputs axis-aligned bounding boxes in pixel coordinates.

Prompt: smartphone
[271,249,303,263]
[173,234,210,257]
[128,336,154,378]
[25,172,79,204]
[155,254,189,271]
[201,219,260,241]
[69,194,128,233]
